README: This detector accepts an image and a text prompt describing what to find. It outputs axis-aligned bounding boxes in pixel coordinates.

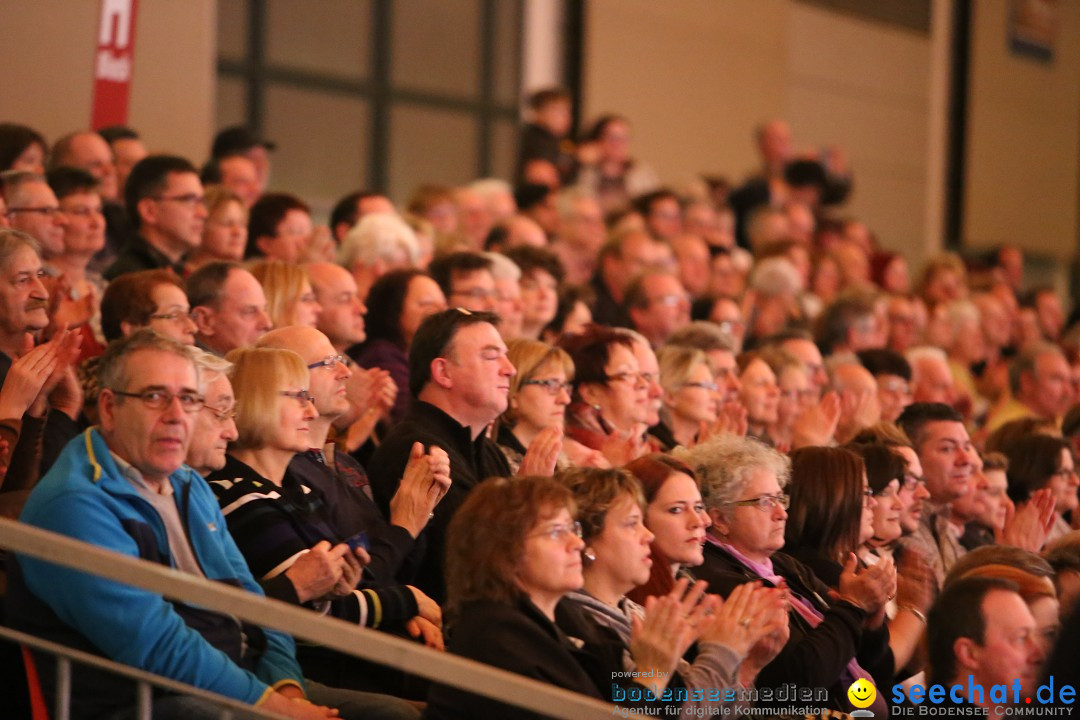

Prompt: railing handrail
[0,517,622,719]
[0,625,287,719]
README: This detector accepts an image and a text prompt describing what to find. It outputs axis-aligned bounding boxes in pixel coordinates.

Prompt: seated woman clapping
[495,338,572,474]
[558,465,788,716]
[673,435,896,715]
[426,475,688,719]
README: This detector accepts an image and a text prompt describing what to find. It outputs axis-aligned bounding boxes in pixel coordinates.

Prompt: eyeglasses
[726,494,789,512]
[150,309,195,322]
[450,287,495,302]
[6,206,62,218]
[647,293,690,307]
[281,389,316,406]
[682,381,718,391]
[879,378,911,395]
[604,371,648,386]
[522,378,572,395]
[901,474,927,492]
[61,205,104,218]
[307,355,347,371]
[111,389,204,413]
[202,404,238,423]
[528,520,583,542]
[152,194,206,208]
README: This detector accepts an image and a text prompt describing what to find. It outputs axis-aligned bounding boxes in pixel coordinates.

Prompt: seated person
[249,260,323,329]
[496,338,573,474]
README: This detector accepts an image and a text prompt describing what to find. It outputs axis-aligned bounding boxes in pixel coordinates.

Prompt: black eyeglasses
[150,309,195,322]
[111,389,204,413]
[307,355,347,371]
[281,389,316,406]
[6,206,62,218]
[522,378,572,396]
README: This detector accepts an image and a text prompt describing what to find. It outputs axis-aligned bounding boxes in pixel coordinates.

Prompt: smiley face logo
[848,678,876,709]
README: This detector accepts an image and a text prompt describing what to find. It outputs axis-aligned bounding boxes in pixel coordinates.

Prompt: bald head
[258,325,352,426]
[52,131,119,201]
[305,261,367,352]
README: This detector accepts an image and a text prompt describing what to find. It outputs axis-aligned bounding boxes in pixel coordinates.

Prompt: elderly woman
[1003,433,1079,544]
[558,325,651,467]
[426,475,686,718]
[651,346,718,451]
[249,260,323,329]
[349,269,447,425]
[338,212,420,298]
[187,185,248,270]
[206,348,440,689]
[673,435,896,714]
[561,465,787,716]
[497,338,573,474]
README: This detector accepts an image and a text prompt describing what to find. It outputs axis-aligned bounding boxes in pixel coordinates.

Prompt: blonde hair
[656,345,708,395]
[502,338,574,428]
[226,346,308,450]
[248,260,311,328]
[203,185,247,222]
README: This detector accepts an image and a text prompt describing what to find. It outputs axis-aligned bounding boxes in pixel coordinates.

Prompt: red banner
[90,0,139,129]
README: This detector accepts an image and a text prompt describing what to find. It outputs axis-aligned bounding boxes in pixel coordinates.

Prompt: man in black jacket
[367,308,514,602]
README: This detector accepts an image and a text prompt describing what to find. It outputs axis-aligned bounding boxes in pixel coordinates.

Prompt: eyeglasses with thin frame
[901,474,927,493]
[110,388,205,413]
[522,378,572,396]
[604,371,648,386]
[528,520,583,542]
[682,380,719,392]
[150,309,195,322]
[152,194,206,208]
[725,494,789,512]
[6,206,62,218]
[307,355,348,371]
[280,389,316,406]
[202,403,238,423]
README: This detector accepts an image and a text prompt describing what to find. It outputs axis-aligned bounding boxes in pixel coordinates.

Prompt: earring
[582,547,597,563]
[590,403,602,411]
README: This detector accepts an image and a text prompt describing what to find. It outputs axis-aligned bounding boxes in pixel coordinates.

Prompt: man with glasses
[0,170,67,260]
[427,250,498,313]
[8,330,347,719]
[104,155,206,281]
[625,268,691,348]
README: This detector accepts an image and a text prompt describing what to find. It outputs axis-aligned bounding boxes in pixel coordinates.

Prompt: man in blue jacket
[7,330,362,719]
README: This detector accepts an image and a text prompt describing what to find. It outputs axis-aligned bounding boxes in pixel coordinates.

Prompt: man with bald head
[306,262,368,354]
[257,326,448,587]
[829,360,881,444]
[51,131,119,202]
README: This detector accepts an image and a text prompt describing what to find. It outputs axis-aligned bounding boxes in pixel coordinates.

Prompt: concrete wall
[0,0,216,163]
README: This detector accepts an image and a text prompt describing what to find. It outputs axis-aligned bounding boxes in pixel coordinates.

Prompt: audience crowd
[1,89,1080,719]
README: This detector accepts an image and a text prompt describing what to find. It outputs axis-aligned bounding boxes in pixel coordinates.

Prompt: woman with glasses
[559,466,787,717]
[672,435,895,715]
[350,269,447,426]
[558,325,651,467]
[249,260,323,329]
[1003,433,1079,544]
[426,474,682,718]
[651,345,718,451]
[849,442,934,675]
[496,339,573,474]
[206,347,440,697]
[187,185,248,271]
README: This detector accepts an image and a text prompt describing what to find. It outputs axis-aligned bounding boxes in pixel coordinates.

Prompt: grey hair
[0,228,40,268]
[666,321,736,353]
[672,435,791,521]
[338,212,419,269]
[98,329,198,395]
[483,251,522,282]
[191,348,233,392]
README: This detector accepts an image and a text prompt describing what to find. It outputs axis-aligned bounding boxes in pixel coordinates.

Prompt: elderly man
[7,330,353,719]
[188,261,273,356]
[367,309,521,602]
[829,360,881,444]
[104,155,207,280]
[907,346,959,408]
[985,342,1073,433]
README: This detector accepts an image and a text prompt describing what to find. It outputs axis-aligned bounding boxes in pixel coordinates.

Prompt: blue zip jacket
[8,428,305,716]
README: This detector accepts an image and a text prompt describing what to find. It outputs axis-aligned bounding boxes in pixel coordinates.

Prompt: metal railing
[0,517,622,719]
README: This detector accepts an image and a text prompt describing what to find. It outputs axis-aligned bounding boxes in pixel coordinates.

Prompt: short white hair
[337,212,419,269]
[906,345,948,367]
[483,251,521,282]
[750,256,803,296]
[468,177,513,199]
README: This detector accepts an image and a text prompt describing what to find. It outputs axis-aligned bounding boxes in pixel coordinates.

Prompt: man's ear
[136,197,158,228]
[190,306,214,335]
[98,388,118,433]
[119,320,136,339]
[429,357,453,390]
[953,637,980,673]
